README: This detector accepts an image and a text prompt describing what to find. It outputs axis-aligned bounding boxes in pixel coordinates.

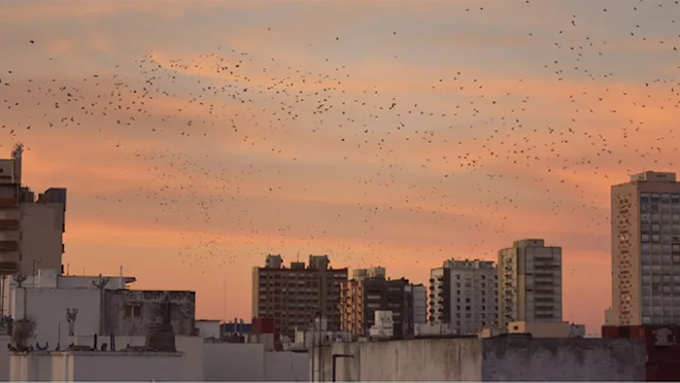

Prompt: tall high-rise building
[0,144,66,276]
[429,259,498,334]
[340,272,413,337]
[252,254,348,337]
[610,171,680,326]
[498,239,562,330]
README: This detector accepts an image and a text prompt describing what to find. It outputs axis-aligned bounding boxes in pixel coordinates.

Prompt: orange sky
[2,0,680,334]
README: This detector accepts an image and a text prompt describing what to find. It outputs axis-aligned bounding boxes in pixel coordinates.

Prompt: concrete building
[340,271,413,337]
[498,239,562,330]
[610,171,680,326]
[0,144,66,277]
[1,268,195,348]
[429,259,498,334]
[252,255,348,338]
[352,267,385,281]
[315,336,646,381]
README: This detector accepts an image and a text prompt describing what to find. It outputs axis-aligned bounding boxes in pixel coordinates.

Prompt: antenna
[222,279,226,323]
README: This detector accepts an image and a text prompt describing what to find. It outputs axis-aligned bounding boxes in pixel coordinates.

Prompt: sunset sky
[2,0,680,334]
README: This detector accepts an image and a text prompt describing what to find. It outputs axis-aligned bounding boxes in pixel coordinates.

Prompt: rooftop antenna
[66,308,78,337]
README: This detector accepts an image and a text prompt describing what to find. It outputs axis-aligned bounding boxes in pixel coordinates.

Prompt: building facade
[0,144,66,277]
[498,239,562,330]
[252,255,348,337]
[429,259,497,334]
[405,284,427,329]
[610,171,680,326]
[1,268,195,347]
[340,274,412,337]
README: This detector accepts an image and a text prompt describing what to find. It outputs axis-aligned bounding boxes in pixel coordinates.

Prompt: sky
[2,0,680,334]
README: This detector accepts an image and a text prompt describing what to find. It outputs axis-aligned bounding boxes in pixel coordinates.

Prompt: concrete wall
[264,351,309,381]
[203,342,308,381]
[72,334,204,381]
[10,351,188,381]
[0,335,11,381]
[104,290,195,336]
[317,337,646,381]
[323,338,482,381]
[481,336,646,381]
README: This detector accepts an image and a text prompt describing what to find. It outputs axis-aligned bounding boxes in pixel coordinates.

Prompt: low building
[195,320,220,339]
[315,336,646,381]
[1,268,195,348]
[9,350,193,381]
[507,321,586,338]
[368,311,393,339]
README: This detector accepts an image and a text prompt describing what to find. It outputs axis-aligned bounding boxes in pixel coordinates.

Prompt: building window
[124,304,142,318]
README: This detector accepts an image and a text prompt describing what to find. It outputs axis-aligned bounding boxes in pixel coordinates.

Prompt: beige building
[498,239,562,330]
[429,259,498,334]
[610,171,680,326]
[0,144,66,277]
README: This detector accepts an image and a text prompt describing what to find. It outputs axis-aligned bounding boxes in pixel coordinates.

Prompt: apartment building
[610,171,680,326]
[252,254,348,337]
[0,144,66,276]
[498,239,562,330]
[340,268,418,337]
[429,259,497,334]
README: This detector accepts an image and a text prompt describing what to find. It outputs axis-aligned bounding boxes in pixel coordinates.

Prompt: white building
[498,239,562,330]
[430,259,498,335]
[369,311,393,339]
[195,320,220,339]
[0,268,195,350]
[1,268,135,349]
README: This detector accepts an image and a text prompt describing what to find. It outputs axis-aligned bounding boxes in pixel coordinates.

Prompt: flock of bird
[1,0,680,277]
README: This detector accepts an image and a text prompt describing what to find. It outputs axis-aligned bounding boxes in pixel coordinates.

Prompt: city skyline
[2,0,680,334]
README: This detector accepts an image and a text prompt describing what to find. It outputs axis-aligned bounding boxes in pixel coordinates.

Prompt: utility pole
[92,274,110,336]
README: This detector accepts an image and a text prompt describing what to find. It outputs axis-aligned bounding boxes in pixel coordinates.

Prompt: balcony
[0,241,18,252]
[0,198,17,209]
[0,219,19,231]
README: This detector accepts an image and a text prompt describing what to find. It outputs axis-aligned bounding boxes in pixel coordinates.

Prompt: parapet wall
[481,336,646,381]
[318,336,646,381]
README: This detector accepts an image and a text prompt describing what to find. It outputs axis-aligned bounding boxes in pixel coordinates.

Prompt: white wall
[196,320,220,339]
[12,288,101,348]
[73,334,204,381]
[10,351,189,381]
[203,343,309,381]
